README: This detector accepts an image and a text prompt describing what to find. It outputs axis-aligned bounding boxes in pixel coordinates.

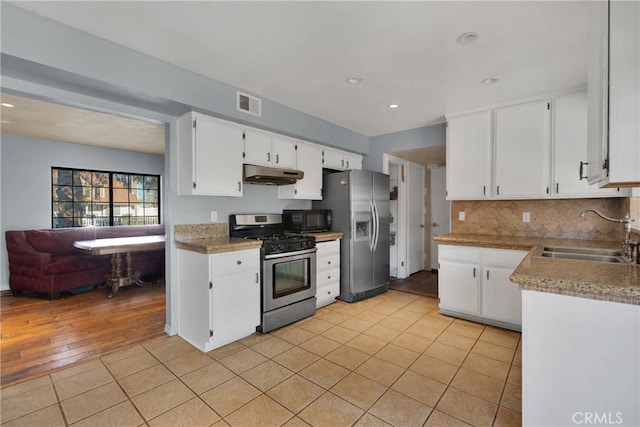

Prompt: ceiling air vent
[237,91,262,117]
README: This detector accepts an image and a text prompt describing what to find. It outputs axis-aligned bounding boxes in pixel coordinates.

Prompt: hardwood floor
[0,281,166,388]
[389,270,439,298]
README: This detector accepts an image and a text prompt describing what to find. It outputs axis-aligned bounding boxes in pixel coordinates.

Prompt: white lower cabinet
[316,239,340,308]
[438,245,527,330]
[522,290,640,426]
[179,248,260,352]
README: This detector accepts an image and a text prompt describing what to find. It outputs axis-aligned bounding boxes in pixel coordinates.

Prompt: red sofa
[5,225,165,299]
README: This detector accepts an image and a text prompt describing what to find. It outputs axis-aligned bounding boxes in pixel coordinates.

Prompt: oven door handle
[263,247,317,260]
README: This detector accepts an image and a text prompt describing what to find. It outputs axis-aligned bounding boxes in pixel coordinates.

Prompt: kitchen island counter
[434,233,639,305]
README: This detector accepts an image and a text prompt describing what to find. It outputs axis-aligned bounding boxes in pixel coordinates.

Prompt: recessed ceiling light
[457,31,480,45]
[346,77,363,84]
[388,104,399,109]
[1,102,14,108]
[481,77,498,85]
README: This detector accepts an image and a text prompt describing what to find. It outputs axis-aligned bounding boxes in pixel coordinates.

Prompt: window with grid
[51,167,160,228]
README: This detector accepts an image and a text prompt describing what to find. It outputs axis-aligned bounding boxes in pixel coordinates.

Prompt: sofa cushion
[26,228,97,255]
[42,254,108,275]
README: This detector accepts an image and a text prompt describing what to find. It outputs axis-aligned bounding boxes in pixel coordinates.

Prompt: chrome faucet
[579,209,636,257]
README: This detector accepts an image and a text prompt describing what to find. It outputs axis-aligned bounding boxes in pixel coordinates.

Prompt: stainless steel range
[229,214,317,333]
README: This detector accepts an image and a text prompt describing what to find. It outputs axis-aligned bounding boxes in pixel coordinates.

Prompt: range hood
[243,164,304,185]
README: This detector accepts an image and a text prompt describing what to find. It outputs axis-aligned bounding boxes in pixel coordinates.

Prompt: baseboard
[164,324,178,336]
[1,289,14,297]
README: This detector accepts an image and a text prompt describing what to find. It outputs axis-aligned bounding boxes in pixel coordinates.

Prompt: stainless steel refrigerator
[313,170,390,302]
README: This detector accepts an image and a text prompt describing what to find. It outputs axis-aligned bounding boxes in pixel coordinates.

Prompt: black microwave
[283,209,332,233]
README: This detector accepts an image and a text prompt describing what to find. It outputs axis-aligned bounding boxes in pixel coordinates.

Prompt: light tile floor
[0,291,522,427]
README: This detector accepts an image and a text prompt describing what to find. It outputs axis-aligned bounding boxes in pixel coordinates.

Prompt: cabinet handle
[276,154,279,164]
[579,161,588,180]
[267,152,271,162]
[327,261,331,265]
[556,183,559,193]
[483,185,486,195]
[473,267,476,278]
[496,186,500,196]
[346,160,350,168]
[328,276,331,279]
[255,273,259,283]
[238,181,241,192]
[237,260,242,265]
[546,187,550,194]
[486,270,490,280]
[341,159,345,167]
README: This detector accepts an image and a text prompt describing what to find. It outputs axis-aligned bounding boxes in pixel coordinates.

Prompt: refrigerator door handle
[372,200,380,252]
[368,200,376,252]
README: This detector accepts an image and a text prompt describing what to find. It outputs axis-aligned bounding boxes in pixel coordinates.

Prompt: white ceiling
[1,93,165,154]
[11,1,590,137]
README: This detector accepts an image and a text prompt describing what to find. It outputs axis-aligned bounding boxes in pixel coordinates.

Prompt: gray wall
[0,134,310,292]
[0,134,163,290]
[364,123,446,172]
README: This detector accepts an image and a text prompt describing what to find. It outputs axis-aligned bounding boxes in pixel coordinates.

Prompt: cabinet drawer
[482,248,528,268]
[211,249,259,277]
[317,267,340,288]
[316,283,340,305]
[317,254,340,272]
[439,245,481,263]
[317,240,340,257]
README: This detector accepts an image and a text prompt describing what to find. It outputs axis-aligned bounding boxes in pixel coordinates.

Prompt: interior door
[407,162,425,275]
[430,166,450,270]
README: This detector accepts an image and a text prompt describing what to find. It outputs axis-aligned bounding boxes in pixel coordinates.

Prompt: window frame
[51,166,161,228]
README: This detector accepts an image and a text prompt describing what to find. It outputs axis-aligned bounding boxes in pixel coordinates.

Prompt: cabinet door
[446,111,492,199]
[608,0,640,185]
[243,128,272,166]
[210,269,260,348]
[292,143,323,200]
[494,100,550,198]
[552,92,620,197]
[343,153,362,170]
[482,266,522,326]
[323,148,345,170]
[194,115,244,196]
[586,0,609,185]
[271,136,297,169]
[438,261,480,315]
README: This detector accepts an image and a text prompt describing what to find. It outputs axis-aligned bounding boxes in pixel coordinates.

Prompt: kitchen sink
[539,246,627,263]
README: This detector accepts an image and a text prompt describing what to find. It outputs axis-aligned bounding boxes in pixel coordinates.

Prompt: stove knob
[278,244,285,252]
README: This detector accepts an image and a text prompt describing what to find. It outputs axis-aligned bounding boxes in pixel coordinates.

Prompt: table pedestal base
[104,252,151,298]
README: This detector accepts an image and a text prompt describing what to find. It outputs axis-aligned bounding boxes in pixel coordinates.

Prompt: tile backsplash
[451,198,628,241]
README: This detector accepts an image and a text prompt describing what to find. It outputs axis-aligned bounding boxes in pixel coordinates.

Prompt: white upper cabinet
[446,110,492,199]
[243,130,297,170]
[494,100,551,199]
[177,112,243,197]
[323,147,363,170]
[587,0,640,187]
[271,136,297,169]
[242,128,273,167]
[279,142,323,200]
[552,92,621,197]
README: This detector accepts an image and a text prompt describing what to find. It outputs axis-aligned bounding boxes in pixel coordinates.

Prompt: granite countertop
[174,223,262,255]
[173,225,344,254]
[293,231,344,242]
[434,233,640,305]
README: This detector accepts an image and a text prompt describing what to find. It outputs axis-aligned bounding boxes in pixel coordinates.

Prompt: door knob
[431,222,438,227]
[420,224,425,228]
